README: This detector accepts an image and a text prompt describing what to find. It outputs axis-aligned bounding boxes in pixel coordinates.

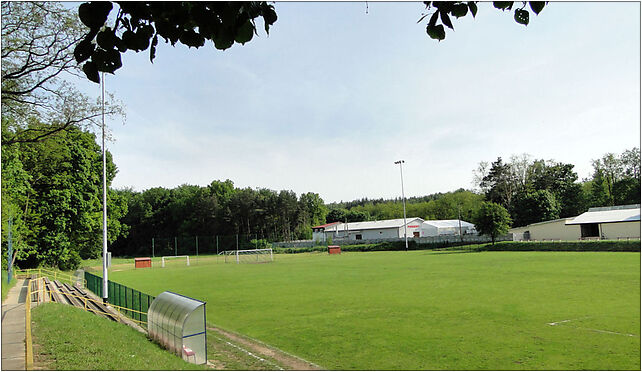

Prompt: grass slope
[31,303,206,370]
[1,270,17,301]
[108,251,640,370]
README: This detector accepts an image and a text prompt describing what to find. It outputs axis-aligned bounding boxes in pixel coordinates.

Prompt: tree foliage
[480,157,517,210]
[1,125,126,270]
[474,149,639,228]
[1,2,123,145]
[74,2,278,83]
[74,1,550,83]
[110,181,328,256]
[589,148,640,207]
[473,202,512,244]
[510,189,560,227]
[329,189,483,223]
[420,1,547,41]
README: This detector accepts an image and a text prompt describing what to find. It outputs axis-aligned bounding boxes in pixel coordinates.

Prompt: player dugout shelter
[147,291,207,364]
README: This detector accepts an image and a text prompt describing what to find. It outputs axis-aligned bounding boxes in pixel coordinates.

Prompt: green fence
[84,271,155,324]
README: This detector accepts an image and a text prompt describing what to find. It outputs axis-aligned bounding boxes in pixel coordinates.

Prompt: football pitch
[107,251,640,370]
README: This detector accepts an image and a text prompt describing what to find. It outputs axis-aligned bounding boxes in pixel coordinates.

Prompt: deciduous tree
[74,2,278,83]
[510,189,560,227]
[1,125,126,269]
[1,2,123,145]
[473,202,512,244]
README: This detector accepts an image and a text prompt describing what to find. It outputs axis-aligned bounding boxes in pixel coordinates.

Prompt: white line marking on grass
[547,319,574,326]
[576,327,637,337]
[547,317,592,326]
[212,335,285,370]
[208,325,323,370]
[547,318,636,337]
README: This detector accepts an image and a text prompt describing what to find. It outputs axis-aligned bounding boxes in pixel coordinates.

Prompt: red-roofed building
[312,222,340,242]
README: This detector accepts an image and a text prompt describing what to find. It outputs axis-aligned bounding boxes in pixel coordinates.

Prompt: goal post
[224,248,273,264]
[161,255,190,268]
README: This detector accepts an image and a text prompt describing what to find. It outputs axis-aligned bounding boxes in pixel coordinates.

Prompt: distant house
[421,220,476,237]
[323,218,425,241]
[510,204,640,241]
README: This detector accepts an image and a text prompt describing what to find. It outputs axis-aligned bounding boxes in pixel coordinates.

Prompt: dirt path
[207,326,322,370]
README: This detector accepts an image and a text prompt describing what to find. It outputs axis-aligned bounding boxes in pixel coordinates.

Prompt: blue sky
[73,2,640,203]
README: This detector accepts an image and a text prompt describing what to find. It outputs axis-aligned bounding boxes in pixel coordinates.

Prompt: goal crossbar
[224,248,273,264]
[161,255,190,268]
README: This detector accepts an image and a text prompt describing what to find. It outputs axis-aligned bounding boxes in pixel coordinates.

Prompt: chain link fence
[150,234,266,257]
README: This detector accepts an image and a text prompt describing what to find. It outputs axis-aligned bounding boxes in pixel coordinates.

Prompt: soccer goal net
[224,248,273,264]
[161,255,190,268]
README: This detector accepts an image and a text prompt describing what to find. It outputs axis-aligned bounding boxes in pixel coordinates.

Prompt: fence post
[25,279,34,370]
[174,237,177,256]
[196,236,199,257]
[152,237,155,258]
[139,291,142,322]
[216,236,219,255]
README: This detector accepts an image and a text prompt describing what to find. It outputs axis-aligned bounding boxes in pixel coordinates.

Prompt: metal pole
[195,236,199,256]
[236,234,239,252]
[7,217,12,284]
[152,237,155,258]
[216,235,219,255]
[395,160,408,251]
[458,205,463,243]
[101,71,109,304]
[174,236,177,256]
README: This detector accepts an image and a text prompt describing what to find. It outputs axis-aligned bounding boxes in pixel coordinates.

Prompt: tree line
[474,150,640,227]
[328,149,640,234]
[110,182,327,257]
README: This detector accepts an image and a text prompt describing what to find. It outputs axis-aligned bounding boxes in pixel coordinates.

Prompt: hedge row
[474,240,641,252]
[272,240,641,254]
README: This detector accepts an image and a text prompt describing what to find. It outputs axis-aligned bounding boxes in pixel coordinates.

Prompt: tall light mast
[394,160,408,251]
[102,72,109,304]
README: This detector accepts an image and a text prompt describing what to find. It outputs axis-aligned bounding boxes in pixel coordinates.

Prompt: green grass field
[31,303,206,370]
[105,251,640,370]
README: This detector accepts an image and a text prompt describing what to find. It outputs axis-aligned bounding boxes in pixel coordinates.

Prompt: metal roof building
[324,218,425,241]
[510,204,640,241]
[421,220,476,237]
[566,204,640,239]
[566,205,640,225]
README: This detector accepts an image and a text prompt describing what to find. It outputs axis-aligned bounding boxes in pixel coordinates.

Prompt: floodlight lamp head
[394,160,404,164]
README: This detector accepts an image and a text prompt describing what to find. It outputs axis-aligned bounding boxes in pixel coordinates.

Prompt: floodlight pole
[101,72,109,304]
[458,205,463,243]
[394,160,408,251]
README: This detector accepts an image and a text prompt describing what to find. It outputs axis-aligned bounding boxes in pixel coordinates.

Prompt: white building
[510,218,580,241]
[510,204,640,241]
[324,218,425,241]
[420,220,476,237]
[311,222,340,242]
[566,204,640,240]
